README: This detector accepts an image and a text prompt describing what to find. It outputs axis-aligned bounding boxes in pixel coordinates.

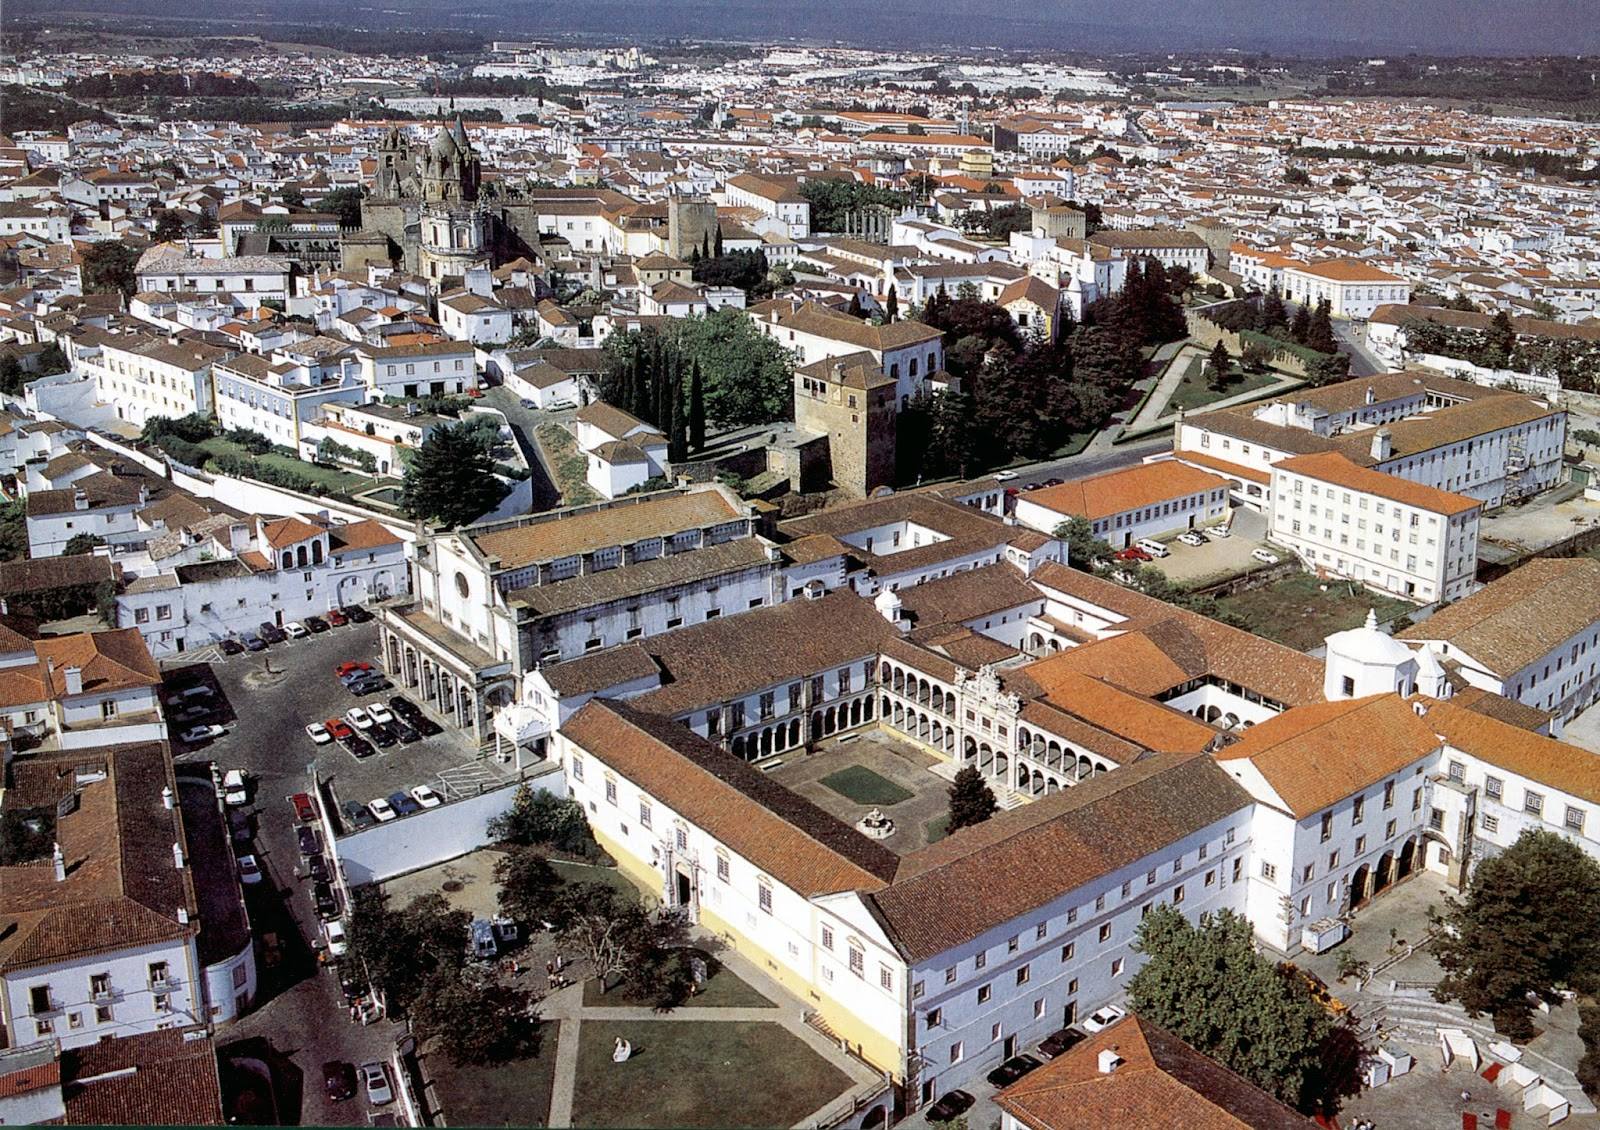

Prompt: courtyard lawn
[923,814,951,844]
[1212,573,1417,652]
[820,765,914,807]
[572,1020,851,1129]
[1160,356,1279,417]
[582,949,775,1009]
[550,860,640,900]
[432,1028,560,1128]
[195,437,382,495]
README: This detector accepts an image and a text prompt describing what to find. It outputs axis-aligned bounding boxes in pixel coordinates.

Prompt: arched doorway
[1397,838,1417,879]
[1348,863,1371,912]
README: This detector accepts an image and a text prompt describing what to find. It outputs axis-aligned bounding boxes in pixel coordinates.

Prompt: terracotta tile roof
[471,489,744,571]
[1022,462,1229,523]
[892,563,1041,631]
[1018,662,1219,753]
[562,699,898,896]
[1170,449,1271,485]
[1288,257,1402,284]
[996,1015,1316,1130]
[1428,698,1600,805]
[1447,685,1552,732]
[61,1028,224,1126]
[875,754,1251,961]
[1397,558,1600,675]
[260,515,324,550]
[34,628,160,697]
[1273,452,1481,516]
[1212,694,1441,818]
[762,301,943,351]
[328,518,403,554]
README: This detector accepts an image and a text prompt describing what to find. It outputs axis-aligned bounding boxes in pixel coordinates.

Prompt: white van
[1135,539,1170,558]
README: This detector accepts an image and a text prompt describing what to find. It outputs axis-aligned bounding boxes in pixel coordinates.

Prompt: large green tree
[400,420,510,528]
[1128,907,1356,1113]
[80,240,141,299]
[1054,517,1111,571]
[495,847,562,928]
[553,881,664,995]
[348,889,471,1014]
[946,767,998,833]
[410,968,539,1066]
[1433,829,1600,1038]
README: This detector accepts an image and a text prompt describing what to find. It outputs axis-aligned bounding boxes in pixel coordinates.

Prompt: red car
[325,718,355,740]
[1114,547,1153,562]
[333,661,372,678]
[324,609,348,627]
[290,793,317,824]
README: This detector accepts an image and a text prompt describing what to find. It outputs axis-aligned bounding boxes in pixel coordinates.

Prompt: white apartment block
[212,353,366,450]
[88,336,229,427]
[1268,451,1481,603]
[1281,259,1411,320]
[356,340,479,398]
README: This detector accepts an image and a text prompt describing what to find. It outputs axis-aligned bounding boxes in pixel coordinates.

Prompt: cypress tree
[713,225,724,258]
[885,287,899,322]
[689,360,706,451]
[668,363,687,464]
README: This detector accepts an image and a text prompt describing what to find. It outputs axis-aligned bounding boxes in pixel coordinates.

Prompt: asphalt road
[1001,433,1175,490]
[1335,321,1388,377]
[169,622,435,1126]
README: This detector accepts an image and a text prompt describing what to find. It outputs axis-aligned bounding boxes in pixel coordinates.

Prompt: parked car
[180,724,226,744]
[334,661,372,679]
[520,398,536,409]
[388,791,421,817]
[1135,538,1170,558]
[347,675,391,696]
[368,722,398,749]
[366,703,394,725]
[237,854,263,885]
[305,722,333,745]
[345,707,374,731]
[926,1091,975,1123]
[305,615,330,633]
[344,605,374,624]
[241,632,267,652]
[342,800,376,831]
[1177,531,1207,547]
[1037,1027,1086,1060]
[228,809,252,845]
[389,695,421,719]
[322,1061,358,1103]
[284,621,310,640]
[290,792,316,824]
[994,469,1018,481]
[392,721,422,745]
[297,826,322,857]
[361,1062,393,1106]
[342,735,376,759]
[258,622,287,644]
[219,637,246,655]
[1113,546,1152,562]
[1251,548,1281,565]
[410,784,443,809]
[325,718,354,740]
[412,716,442,737]
[307,852,330,883]
[1082,1004,1127,1033]
[985,1054,1042,1087]
[171,703,212,724]
[324,608,348,627]
[313,881,340,918]
[222,770,249,806]
[1210,524,1232,538]
[368,797,396,823]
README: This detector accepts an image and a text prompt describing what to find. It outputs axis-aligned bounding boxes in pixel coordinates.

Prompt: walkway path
[540,935,885,1129]
[1125,342,1206,432]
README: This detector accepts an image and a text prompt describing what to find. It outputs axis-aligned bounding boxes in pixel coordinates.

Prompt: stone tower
[667,196,719,261]
[793,357,898,497]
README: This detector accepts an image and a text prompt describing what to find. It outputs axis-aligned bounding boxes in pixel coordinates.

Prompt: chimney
[52,842,66,882]
[172,842,185,870]
[1370,427,1393,461]
[161,786,175,810]
[1098,1049,1124,1075]
[63,666,83,696]
[72,488,88,511]
[177,907,190,925]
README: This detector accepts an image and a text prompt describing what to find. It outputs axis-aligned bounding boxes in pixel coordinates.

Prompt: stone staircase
[1363,992,1596,1115]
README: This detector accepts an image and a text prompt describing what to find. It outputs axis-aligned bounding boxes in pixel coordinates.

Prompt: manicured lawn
[433,1026,560,1128]
[820,765,914,806]
[550,860,641,899]
[924,814,951,844]
[195,437,382,495]
[582,949,775,1009]
[1212,573,1418,652]
[1160,356,1279,417]
[572,1020,852,1129]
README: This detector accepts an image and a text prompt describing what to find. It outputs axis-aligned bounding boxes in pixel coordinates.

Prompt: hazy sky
[13,0,1600,54]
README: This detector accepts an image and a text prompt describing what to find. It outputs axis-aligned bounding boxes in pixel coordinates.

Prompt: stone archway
[1348,863,1372,912]
[1397,837,1418,879]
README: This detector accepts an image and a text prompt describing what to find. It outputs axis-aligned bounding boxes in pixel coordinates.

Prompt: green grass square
[819,765,914,806]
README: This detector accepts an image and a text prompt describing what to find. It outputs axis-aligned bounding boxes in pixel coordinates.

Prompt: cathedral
[346,117,497,286]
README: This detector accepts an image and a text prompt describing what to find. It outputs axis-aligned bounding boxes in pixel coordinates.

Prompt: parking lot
[164,617,487,1125]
